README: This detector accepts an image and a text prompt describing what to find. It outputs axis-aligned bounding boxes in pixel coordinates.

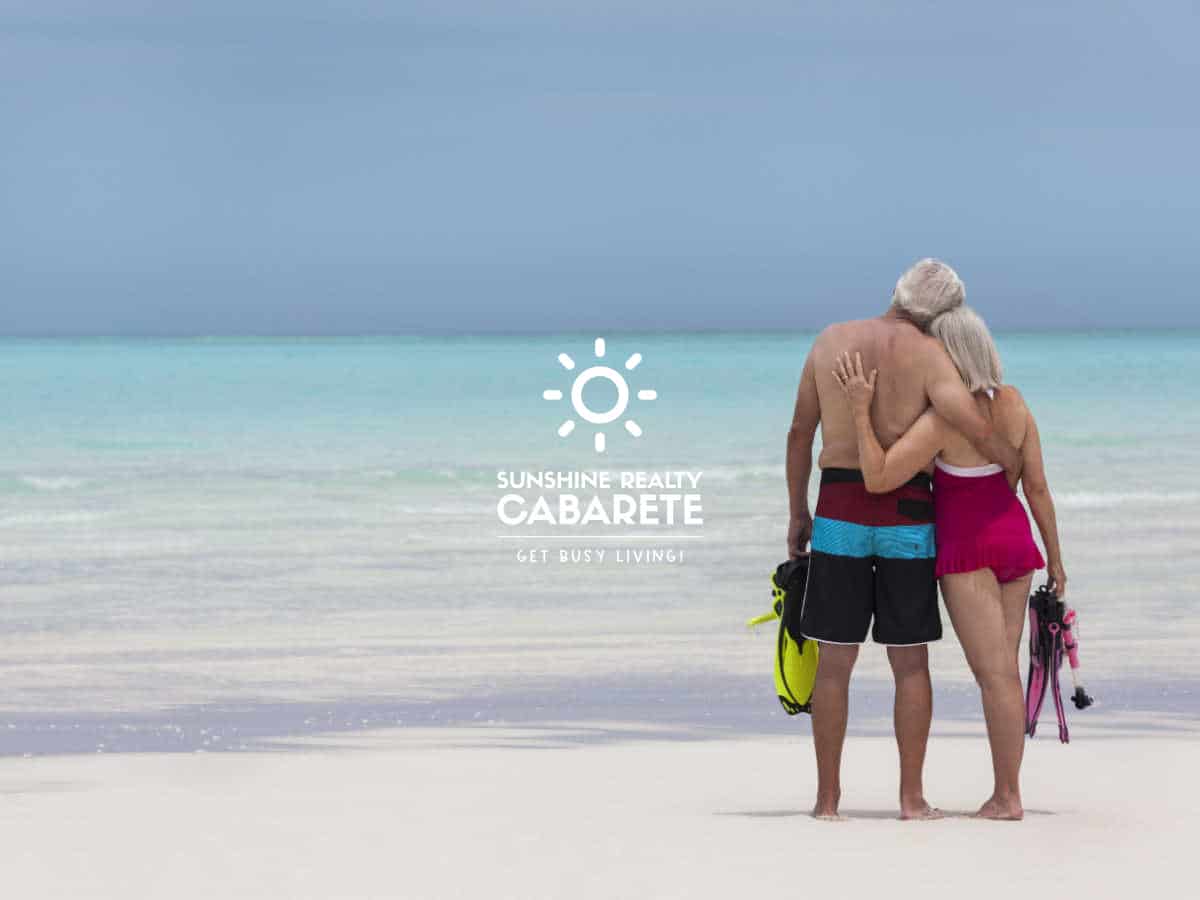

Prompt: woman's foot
[974,794,1024,821]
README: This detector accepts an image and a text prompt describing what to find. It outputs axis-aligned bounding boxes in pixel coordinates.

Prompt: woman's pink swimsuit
[932,458,1045,584]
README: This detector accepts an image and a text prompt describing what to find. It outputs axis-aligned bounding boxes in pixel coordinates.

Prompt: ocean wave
[16,475,90,492]
[699,464,779,482]
[383,467,495,486]
[0,511,106,526]
[1056,491,1200,509]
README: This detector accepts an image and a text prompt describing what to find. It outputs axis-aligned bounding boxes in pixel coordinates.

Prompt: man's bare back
[786,309,1019,559]
[810,315,948,471]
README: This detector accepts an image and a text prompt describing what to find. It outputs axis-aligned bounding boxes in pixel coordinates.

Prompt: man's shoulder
[892,325,945,361]
[813,317,875,344]
[812,316,941,362]
[883,318,937,344]
[819,315,936,341]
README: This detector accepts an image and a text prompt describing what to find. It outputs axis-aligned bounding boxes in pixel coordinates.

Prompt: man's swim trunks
[798,468,941,645]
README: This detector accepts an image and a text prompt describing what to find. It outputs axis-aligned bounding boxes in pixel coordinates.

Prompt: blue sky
[2,1,1197,334]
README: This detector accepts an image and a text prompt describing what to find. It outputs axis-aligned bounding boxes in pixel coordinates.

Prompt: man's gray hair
[891,258,965,328]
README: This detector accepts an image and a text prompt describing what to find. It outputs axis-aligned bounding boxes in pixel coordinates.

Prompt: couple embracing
[785,259,1066,821]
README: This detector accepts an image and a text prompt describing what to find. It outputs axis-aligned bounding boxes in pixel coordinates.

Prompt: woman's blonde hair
[929,305,1002,392]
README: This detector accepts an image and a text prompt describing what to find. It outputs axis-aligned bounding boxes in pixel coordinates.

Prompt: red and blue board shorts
[798,468,941,646]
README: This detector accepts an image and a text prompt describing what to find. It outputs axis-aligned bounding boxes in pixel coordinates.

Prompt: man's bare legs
[942,569,1032,820]
[810,642,858,818]
[888,644,941,820]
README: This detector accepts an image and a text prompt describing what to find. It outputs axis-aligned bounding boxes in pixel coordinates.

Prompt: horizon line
[2,325,1197,340]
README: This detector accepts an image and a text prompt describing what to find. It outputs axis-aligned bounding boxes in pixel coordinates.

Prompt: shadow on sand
[718,807,1056,820]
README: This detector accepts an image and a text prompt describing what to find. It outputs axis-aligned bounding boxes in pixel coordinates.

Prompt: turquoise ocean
[2,332,1198,753]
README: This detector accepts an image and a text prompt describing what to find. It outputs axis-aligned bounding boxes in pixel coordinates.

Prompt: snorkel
[1062,608,1095,711]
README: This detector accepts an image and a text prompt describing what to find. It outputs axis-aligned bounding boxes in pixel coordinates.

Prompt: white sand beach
[3,725,1195,899]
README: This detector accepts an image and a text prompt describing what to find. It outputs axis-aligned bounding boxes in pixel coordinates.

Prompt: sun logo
[542,338,657,453]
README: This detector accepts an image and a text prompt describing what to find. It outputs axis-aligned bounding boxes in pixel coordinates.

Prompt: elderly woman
[833,306,1066,821]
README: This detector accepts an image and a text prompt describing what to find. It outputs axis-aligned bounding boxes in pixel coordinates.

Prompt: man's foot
[899,798,945,821]
[812,790,842,820]
[974,796,1024,821]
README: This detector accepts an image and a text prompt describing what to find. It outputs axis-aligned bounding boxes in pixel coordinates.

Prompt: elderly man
[786,259,1020,820]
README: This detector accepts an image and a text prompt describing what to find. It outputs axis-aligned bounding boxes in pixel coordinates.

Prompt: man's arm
[786,351,820,558]
[924,347,1022,484]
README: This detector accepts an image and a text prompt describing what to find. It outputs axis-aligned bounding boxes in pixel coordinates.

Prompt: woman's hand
[1047,558,1067,598]
[833,351,877,417]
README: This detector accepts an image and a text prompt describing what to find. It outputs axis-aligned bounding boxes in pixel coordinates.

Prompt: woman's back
[931,383,1044,585]
[938,385,1028,467]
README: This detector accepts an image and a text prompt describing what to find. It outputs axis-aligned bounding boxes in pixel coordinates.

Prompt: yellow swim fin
[747,557,817,715]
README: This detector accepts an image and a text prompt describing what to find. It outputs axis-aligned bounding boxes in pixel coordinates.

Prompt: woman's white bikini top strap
[934,457,1004,477]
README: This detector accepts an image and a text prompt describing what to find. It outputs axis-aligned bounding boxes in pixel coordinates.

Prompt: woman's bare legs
[942,569,1030,820]
[999,574,1033,662]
